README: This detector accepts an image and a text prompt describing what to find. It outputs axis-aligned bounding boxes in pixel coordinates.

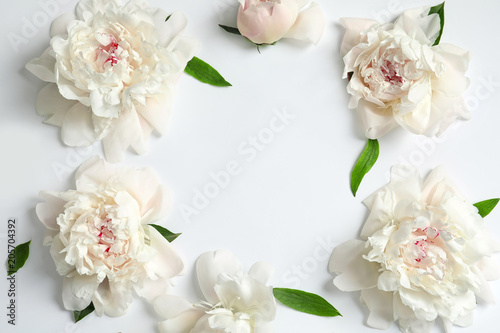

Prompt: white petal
[156,11,188,48]
[92,280,133,317]
[433,44,470,97]
[61,103,98,147]
[36,191,73,230]
[248,261,274,285]
[153,294,195,319]
[284,2,326,45]
[62,275,99,311]
[50,236,73,276]
[101,108,144,163]
[26,48,56,83]
[196,250,242,304]
[147,226,184,279]
[361,190,396,239]
[158,310,206,333]
[135,93,172,136]
[339,17,377,57]
[50,13,75,38]
[118,167,169,221]
[360,287,394,329]
[36,83,77,127]
[74,155,114,191]
[355,99,398,139]
[329,239,379,291]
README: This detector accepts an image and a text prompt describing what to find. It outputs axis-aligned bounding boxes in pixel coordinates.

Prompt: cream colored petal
[284,2,325,45]
[360,287,394,329]
[196,250,241,304]
[26,47,56,83]
[329,239,379,291]
[35,83,77,127]
[61,103,98,147]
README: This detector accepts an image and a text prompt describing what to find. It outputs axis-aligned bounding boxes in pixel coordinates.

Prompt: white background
[1,0,500,332]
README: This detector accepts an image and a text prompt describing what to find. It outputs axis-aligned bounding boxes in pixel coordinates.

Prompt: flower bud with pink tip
[236,0,325,45]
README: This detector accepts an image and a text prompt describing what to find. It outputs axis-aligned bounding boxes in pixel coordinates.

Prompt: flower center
[95,33,122,71]
[406,227,447,280]
[95,214,116,255]
[380,60,403,85]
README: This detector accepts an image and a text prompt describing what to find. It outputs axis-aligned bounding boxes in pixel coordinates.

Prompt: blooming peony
[154,250,276,333]
[340,6,470,139]
[236,0,325,45]
[36,156,183,317]
[26,0,199,162]
[329,165,500,332]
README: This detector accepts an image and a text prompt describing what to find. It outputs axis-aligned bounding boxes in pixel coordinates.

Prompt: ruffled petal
[35,83,77,127]
[50,13,76,38]
[284,2,325,45]
[248,261,274,285]
[36,190,74,230]
[146,226,184,279]
[61,103,98,147]
[158,309,206,333]
[360,287,394,329]
[196,250,242,304]
[339,18,377,57]
[26,48,56,83]
[62,274,99,311]
[92,280,133,317]
[354,99,398,139]
[329,239,379,291]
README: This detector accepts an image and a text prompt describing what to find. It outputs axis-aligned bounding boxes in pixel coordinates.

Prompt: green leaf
[184,56,232,87]
[350,139,379,197]
[428,2,445,46]
[474,198,500,218]
[218,24,241,36]
[149,224,181,243]
[7,240,31,276]
[74,302,95,323]
[273,288,341,317]
[165,14,172,22]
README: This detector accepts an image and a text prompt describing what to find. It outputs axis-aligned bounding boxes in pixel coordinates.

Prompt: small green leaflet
[350,139,379,197]
[165,14,172,22]
[273,288,341,317]
[74,302,95,323]
[474,198,500,218]
[7,240,31,276]
[149,224,181,243]
[218,24,241,36]
[184,57,232,87]
[428,2,445,46]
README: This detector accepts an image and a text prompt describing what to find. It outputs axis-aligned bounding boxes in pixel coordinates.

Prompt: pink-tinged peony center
[380,60,403,86]
[95,33,122,71]
[95,216,116,255]
[406,227,447,280]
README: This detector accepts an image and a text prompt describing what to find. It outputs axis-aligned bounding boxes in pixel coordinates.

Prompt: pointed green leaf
[273,288,341,317]
[184,56,232,87]
[350,139,379,196]
[428,2,445,46]
[218,24,241,36]
[165,14,172,22]
[474,198,500,218]
[7,240,31,276]
[74,302,95,323]
[149,224,181,243]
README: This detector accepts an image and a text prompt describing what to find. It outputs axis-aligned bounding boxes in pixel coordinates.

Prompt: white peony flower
[340,6,470,139]
[26,0,199,162]
[36,156,183,317]
[154,250,276,333]
[236,0,325,45]
[329,165,500,333]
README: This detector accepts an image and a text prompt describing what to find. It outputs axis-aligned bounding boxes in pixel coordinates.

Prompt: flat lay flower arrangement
[7,0,500,332]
